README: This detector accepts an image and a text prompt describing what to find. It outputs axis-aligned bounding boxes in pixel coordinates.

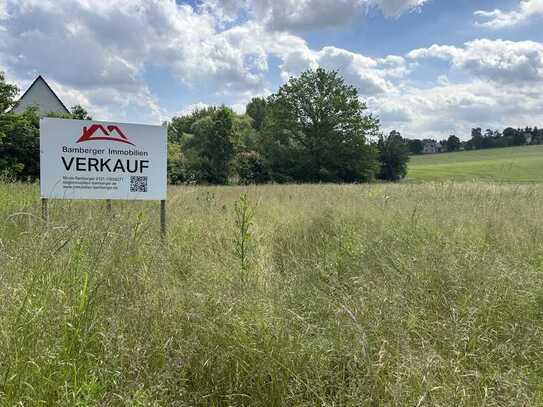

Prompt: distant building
[422,140,437,154]
[11,75,69,116]
[422,139,447,154]
[422,140,435,154]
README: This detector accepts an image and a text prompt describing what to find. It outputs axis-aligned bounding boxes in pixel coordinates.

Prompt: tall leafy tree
[0,72,18,113]
[512,131,527,146]
[408,139,424,155]
[503,127,517,139]
[246,97,267,132]
[377,131,410,181]
[447,135,461,151]
[185,106,237,184]
[262,68,378,182]
[166,107,217,184]
[0,108,40,180]
[0,73,41,180]
[168,107,217,143]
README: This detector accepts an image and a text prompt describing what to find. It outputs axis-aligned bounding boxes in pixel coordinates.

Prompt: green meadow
[1,182,543,405]
[408,145,543,182]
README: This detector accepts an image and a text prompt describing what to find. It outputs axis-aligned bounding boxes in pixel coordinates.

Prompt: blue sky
[1,0,543,139]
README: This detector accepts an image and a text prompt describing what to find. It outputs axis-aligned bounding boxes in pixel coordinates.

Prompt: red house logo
[77,124,135,146]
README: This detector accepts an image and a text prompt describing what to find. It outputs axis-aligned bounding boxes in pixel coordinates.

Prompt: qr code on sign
[130,176,148,193]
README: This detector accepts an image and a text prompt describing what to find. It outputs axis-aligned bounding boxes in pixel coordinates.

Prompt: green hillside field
[408,145,543,182]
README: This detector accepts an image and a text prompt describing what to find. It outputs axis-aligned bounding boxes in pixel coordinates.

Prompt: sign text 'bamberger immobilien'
[40,118,167,200]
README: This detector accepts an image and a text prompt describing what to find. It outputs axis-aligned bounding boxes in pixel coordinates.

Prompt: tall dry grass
[1,182,542,405]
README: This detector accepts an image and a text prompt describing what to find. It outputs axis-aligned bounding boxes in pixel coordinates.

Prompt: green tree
[70,105,92,120]
[377,131,410,181]
[447,135,461,151]
[0,108,41,180]
[167,141,187,184]
[466,128,483,150]
[408,139,424,155]
[168,107,217,144]
[234,113,259,151]
[503,127,517,138]
[0,73,41,180]
[0,72,19,113]
[236,150,269,184]
[185,106,237,184]
[512,131,526,146]
[262,68,378,183]
[246,97,267,131]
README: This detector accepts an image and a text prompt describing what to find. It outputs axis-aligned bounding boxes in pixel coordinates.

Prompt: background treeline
[405,127,543,156]
[0,69,410,184]
[465,127,543,150]
[166,69,409,184]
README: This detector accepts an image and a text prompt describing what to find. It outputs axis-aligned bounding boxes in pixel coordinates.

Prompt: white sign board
[40,118,167,200]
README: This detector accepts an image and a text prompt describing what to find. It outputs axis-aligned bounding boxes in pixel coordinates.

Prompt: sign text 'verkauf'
[40,118,167,200]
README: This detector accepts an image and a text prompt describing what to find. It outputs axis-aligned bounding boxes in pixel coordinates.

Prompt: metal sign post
[160,200,166,239]
[41,198,48,224]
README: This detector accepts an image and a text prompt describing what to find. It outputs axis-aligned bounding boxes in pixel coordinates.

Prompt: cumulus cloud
[0,0,388,121]
[201,24,407,96]
[178,102,212,116]
[278,45,409,96]
[315,47,406,94]
[408,39,543,84]
[246,0,365,31]
[371,79,543,140]
[372,102,413,123]
[474,0,543,29]
[373,39,543,138]
[0,0,200,121]
[372,0,428,18]
[203,0,430,31]
[0,0,274,120]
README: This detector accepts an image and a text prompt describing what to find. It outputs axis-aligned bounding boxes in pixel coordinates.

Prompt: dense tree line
[167,69,401,184]
[1,69,410,183]
[405,127,542,156]
[464,127,543,150]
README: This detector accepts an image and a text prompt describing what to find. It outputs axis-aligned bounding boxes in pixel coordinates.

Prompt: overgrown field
[1,182,543,405]
[409,145,543,182]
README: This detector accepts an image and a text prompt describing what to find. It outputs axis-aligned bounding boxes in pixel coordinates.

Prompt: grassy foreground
[1,182,543,405]
[408,145,543,182]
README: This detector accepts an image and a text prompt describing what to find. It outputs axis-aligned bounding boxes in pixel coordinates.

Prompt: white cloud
[316,47,404,94]
[371,78,543,140]
[399,38,543,138]
[247,0,365,31]
[278,45,409,96]
[373,102,413,123]
[0,0,270,121]
[408,39,543,84]
[372,0,428,18]
[0,0,426,121]
[204,23,406,96]
[474,0,543,29]
[178,102,211,116]
[203,0,430,31]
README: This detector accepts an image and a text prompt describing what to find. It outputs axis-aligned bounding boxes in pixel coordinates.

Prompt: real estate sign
[40,118,167,200]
